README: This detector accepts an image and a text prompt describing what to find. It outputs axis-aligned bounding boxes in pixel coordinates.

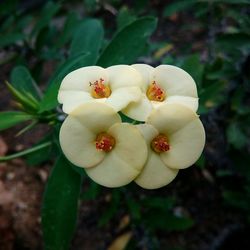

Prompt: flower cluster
[58,64,205,189]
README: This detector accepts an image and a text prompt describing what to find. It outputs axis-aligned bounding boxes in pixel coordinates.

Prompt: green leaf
[0,111,33,131]
[0,33,26,48]
[11,66,41,100]
[163,0,197,17]
[117,7,137,30]
[81,181,101,201]
[6,81,39,111]
[39,52,93,112]
[226,122,247,149]
[97,17,157,67]
[180,54,204,88]
[55,13,80,47]
[70,18,104,64]
[25,135,54,166]
[142,197,175,210]
[98,190,121,226]
[42,155,82,250]
[145,211,194,231]
[32,1,60,36]
[0,141,51,162]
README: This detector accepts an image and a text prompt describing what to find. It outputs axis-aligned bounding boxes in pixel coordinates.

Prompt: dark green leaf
[32,1,60,36]
[181,54,204,88]
[11,66,41,100]
[97,17,157,67]
[98,190,121,226]
[42,155,82,250]
[70,18,104,64]
[126,198,141,220]
[0,33,25,48]
[163,0,197,17]
[117,7,137,30]
[0,141,51,162]
[142,197,175,210]
[81,181,101,201]
[0,111,33,131]
[145,211,194,231]
[227,123,247,149]
[56,13,80,47]
[39,53,93,112]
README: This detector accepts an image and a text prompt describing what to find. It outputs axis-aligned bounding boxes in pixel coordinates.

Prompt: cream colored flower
[59,102,148,188]
[122,64,199,121]
[58,65,143,114]
[135,103,205,189]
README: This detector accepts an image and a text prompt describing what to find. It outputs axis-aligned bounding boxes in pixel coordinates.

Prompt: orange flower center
[146,81,166,102]
[90,78,111,99]
[151,134,170,153]
[95,132,115,152]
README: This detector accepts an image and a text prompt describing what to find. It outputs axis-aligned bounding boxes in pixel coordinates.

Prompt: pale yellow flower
[135,103,205,189]
[122,64,199,121]
[59,102,148,188]
[58,65,143,114]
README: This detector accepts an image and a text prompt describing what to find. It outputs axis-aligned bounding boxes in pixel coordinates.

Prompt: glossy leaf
[42,155,82,250]
[11,66,41,100]
[97,17,157,67]
[0,111,33,131]
[39,52,92,112]
[70,18,104,64]
[32,1,60,36]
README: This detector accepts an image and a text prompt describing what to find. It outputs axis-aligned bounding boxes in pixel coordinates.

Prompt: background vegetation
[0,0,250,249]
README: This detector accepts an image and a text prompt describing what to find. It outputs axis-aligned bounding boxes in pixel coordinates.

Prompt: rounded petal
[59,115,105,168]
[151,65,198,97]
[160,118,205,169]
[165,96,199,112]
[85,123,148,187]
[59,66,108,92]
[122,94,153,121]
[58,90,94,114]
[105,86,141,111]
[106,65,143,90]
[135,124,178,189]
[69,102,121,134]
[132,64,154,92]
[108,123,148,172]
[147,103,198,135]
[135,151,179,189]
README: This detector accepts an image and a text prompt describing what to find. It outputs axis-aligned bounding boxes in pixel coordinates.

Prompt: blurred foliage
[0,0,250,249]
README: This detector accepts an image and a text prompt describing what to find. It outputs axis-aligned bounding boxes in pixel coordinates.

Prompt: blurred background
[0,0,250,249]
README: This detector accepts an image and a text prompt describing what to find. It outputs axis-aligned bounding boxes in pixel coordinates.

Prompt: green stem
[0,141,52,162]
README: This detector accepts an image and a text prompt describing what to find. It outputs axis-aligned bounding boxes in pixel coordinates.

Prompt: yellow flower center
[95,132,115,152]
[151,134,170,153]
[90,78,111,99]
[146,81,166,102]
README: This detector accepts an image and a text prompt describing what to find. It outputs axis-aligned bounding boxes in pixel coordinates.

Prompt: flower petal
[160,117,205,169]
[85,123,148,187]
[58,90,94,114]
[135,151,179,189]
[59,115,105,168]
[122,94,153,121]
[132,64,154,92]
[106,65,143,90]
[147,103,198,135]
[105,86,141,111]
[151,65,198,97]
[134,124,178,189]
[59,66,108,92]
[70,102,121,134]
[108,123,148,172]
[85,150,140,188]
[165,96,198,112]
